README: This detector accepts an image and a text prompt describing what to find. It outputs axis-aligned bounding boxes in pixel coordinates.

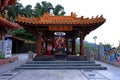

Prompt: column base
[67,55,87,61]
[34,54,55,61]
[34,54,41,61]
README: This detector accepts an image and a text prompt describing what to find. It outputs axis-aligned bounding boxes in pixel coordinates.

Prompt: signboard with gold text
[49,26,72,31]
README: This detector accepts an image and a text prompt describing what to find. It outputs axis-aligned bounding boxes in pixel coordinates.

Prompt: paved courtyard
[0,54,120,80]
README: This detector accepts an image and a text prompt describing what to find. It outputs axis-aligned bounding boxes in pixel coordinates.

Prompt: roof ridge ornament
[71,12,77,18]
[80,16,84,19]
[91,16,94,19]
[96,15,98,18]
[100,14,103,18]
[15,13,106,26]
[43,12,49,18]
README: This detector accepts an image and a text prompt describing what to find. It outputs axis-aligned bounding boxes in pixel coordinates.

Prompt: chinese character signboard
[49,26,72,31]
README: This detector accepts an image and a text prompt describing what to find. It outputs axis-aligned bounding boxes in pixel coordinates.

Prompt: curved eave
[0,17,21,29]
[83,20,106,38]
[15,15,106,37]
[16,18,106,27]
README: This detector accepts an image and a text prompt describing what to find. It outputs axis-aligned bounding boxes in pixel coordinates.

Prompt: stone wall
[22,43,36,53]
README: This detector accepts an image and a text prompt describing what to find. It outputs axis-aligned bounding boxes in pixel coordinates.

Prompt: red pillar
[36,32,42,56]
[80,32,84,55]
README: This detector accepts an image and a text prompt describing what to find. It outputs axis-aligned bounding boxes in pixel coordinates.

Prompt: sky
[18,0,120,47]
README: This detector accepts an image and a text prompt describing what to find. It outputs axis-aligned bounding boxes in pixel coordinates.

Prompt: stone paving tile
[89,79,109,80]
[0,69,23,80]
[11,70,88,80]
[97,70,120,80]
[0,54,28,73]
[96,60,120,80]
[1,54,120,80]
[81,70,109,80]
[63,70,88,80]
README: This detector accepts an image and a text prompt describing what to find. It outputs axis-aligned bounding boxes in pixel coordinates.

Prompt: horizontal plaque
[49,26,72,31]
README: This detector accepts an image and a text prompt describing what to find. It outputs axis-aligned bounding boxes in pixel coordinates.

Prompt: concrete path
[96,60,120,80]
[0,54,28,73]
[0,54,120,80]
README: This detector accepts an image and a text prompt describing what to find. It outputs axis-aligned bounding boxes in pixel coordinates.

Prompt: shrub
[0,54,5,59]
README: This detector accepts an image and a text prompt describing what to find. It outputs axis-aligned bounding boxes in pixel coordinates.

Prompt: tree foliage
[76,40,98,54]
[54,4,65,16]
[12,29,35,41]
[21,5,33,17]
[7,1,66,41]
[7,1,66,20]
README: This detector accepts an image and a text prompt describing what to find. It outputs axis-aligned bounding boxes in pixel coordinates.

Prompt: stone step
[15,61,107,70]
[21,64,101,67]
[26,61,95,64]
[15,66,107,70]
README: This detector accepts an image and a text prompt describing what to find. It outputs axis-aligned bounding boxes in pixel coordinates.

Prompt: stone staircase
[15,61,107,70]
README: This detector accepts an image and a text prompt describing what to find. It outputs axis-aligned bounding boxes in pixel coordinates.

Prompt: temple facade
[16,12,106,60]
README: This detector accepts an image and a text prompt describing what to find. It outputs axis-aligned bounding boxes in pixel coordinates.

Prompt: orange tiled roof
[15,12,106,25]
[0,17,21,29]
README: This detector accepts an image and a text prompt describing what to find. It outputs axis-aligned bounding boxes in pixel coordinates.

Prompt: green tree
[21,5,33,17]
[33,3,42,17]
[12,29,35,41]
[41,1,53,13]
[12,2,24,16]
[54,4,65,15]
[9,1,66,41]
[7,6,16,21]
[7,1,66,19]
[7,2,24,21]
[33,1,65,17]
